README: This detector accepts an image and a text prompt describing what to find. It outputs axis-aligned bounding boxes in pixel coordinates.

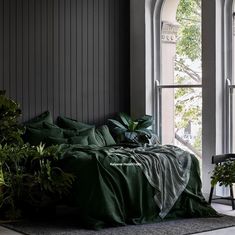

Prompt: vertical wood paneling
[22,0,29,120]
[35,0,42,114]
[119,0,130,113]
[47,0,54,116]
[41,0,47,113]
[104,0,109,120]
[88,0,94,123]
[9,0,16,100]
[53,0,59,119]
[28,0,35,118]
[59,0,65,115]
[98,0,105,123]
[65,0,71,117]
[115,0,120,111]
[16,0,23,104]
[76,0,82,121]
[110,0,115,115]
[82,0,88,122]
[0,0,130,124]
[3,0,10,95]
[70,0,77,119]
[93,0,99,123]
[0,0,3,88]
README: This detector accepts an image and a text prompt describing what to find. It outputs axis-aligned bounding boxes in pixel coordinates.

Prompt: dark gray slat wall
[0,0,130,124]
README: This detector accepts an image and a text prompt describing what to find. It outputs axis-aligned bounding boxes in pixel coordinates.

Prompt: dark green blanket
[58,144,217,229]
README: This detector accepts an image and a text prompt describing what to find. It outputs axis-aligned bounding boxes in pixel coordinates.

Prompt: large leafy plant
[0,143,75,220]
[0,90,24,145]
[211,160,235,187]
[108,113,158,145]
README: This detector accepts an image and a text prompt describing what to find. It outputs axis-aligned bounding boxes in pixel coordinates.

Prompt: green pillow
[95,130,106,147]
[26,123,63,146]
[63,129,78,138]
[69,128,101,146]
[43,122,60,130]
[57,116,94,131]
[46,136,68,146]
[95,125,116,146]
[69,136,89,145]
[25,111,53,128]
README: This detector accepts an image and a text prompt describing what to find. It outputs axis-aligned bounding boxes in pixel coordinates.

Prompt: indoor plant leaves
[108,113,158,145]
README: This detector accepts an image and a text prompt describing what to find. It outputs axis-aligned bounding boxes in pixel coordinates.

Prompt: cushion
[46,136,68,146]
[63,129,78,138]
[69,128,101,147]
[25,111,53,128]
[95,130,106,147]
[57,116,93,131]
[69,136,89,145]
[95,125,116,146]
[43,122,60,130]
[25,123,63,146]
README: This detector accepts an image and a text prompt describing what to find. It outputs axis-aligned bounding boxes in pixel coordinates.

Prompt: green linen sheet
[58,144,217,229]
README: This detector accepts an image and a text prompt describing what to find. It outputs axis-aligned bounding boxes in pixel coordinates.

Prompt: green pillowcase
[63,129,78,138]
[57,116,94,131]
[25,111,53,128]
[69,128,101,147]
[95,131,106,147]
[26,123,63,146]
[46,136,68,145]
[69,136,89,145]
[24,113,116,147]
[95,125,116,146]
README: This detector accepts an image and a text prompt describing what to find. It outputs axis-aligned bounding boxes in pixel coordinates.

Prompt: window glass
[232,3,235,152]
[160,0,202,164]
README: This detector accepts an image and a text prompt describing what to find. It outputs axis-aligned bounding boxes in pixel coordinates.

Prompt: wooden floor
[0,203,235,235]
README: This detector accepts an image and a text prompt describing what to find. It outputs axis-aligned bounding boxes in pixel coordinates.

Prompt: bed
[23,112,218,229]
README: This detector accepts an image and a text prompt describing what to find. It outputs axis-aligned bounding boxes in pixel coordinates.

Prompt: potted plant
[0,91,75,220]
[108,112,159,145]
[0,90,25,145]
[211,160,235,187]
[0,143,75,220]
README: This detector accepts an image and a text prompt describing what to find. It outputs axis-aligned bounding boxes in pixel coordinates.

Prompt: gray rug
[3,216,235,235]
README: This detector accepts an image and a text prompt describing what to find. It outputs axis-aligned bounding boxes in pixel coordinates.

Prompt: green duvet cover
[58,144,217,229]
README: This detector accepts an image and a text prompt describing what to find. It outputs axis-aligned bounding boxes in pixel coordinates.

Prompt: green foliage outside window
[174,0,202,156]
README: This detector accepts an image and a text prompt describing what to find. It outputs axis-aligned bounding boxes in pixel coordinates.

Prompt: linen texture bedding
[23,112,217,229]
[57,144,217,229]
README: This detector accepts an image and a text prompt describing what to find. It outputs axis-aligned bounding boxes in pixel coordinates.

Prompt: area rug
[2,216,235,235]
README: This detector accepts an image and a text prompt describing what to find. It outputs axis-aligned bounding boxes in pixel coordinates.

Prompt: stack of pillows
[23,111,116,147]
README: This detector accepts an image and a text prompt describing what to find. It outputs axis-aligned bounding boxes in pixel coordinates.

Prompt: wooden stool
[208,154,235,210]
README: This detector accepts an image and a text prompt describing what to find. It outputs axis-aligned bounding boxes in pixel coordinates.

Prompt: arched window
[154,0,202,165]
[131,0,232,192]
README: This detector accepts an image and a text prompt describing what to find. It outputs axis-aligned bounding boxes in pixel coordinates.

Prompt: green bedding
[58,144,217,229]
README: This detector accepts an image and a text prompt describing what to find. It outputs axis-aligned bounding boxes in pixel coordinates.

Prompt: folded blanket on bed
[112,145,192,218]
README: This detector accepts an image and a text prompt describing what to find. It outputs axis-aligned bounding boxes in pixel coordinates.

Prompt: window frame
[152,0,231,193]
[130,0,233,194]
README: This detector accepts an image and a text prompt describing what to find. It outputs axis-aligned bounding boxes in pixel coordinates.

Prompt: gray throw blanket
[114,145,192,218]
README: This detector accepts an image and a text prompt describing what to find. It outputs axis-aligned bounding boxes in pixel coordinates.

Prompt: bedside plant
[0,92,75,220]
[0,143,75,220]
[108,113,159,145]
[0,90,25,145]
[211,160,235,187]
